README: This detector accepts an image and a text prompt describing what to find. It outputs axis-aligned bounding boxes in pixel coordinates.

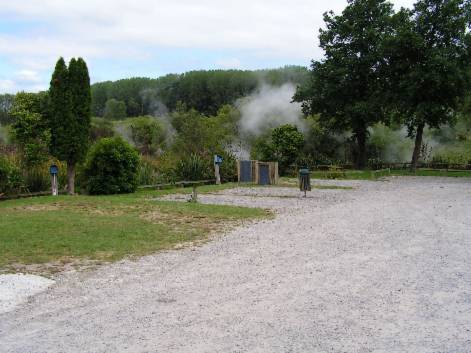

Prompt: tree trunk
[67,162,76,195]
[410,123,425,172]
[355,129,367,170]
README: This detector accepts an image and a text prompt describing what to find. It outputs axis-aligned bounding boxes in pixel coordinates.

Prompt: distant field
[0,184,269,274]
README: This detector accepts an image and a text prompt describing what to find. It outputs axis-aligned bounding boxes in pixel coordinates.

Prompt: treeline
[294,0,471,170]
[0,66,307,124]
[91,66,308,117]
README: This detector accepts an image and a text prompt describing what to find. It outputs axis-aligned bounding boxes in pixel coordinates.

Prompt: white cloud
[16,69,41,82]
[0,0,416,92]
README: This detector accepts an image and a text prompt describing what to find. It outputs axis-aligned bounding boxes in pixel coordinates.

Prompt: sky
[0,0,415,94]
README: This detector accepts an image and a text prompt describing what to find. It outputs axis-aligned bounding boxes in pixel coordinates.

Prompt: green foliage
[128,116,166,155]
[253,124,304,175]
[368,123,414,162]
[49,57,74,162]
[48,57,92,193]
[82,137,140,195]
[137,156,163,186]
[91,67,308,117]
[68,57,91,162]
[10,92,51,166]
[175,154,211,181]
[170,105,241,163]
[0,156,22,194]
[90,117,114,142]
[104,98,127,120]
[49,57,91,164]
[295,0,395,168]
[303,115,343,164]
[383,0,471,168]
[272,124,305,173]
[218,151,238,182]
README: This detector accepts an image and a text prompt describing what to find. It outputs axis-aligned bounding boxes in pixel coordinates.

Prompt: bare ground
[1,177,471,353]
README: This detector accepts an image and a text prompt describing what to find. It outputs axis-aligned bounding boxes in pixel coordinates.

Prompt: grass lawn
[0,184,269,274]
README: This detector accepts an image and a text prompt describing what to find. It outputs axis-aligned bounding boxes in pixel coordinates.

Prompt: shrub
[0,156,22,194]
[175,154,210,202]
[175,154,210,181]
[219,151,238,182]
[82,137,140,195]
[90,117,114,142]
[22,161,67,193]
[128,116,166,156]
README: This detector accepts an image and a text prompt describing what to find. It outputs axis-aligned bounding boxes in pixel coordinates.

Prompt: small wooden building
[237,160,279,185]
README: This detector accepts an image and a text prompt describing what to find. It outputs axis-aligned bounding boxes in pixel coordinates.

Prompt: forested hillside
[90,66,308,117]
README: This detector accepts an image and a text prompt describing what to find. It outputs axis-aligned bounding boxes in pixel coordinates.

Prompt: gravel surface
[0,274,54,314]
[1,177,471,352]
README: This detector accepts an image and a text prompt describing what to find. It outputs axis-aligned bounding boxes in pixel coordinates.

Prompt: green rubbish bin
[299,169,311,197]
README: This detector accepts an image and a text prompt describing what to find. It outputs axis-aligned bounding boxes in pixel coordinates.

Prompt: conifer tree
[49,57,91,194]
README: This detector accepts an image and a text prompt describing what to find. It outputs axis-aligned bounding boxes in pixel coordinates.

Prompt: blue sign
[49,164,59,175]
[214,155,223,165]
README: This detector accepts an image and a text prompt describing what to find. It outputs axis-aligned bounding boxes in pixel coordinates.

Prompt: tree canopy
[294,0,395,168]
[383,0,471,169]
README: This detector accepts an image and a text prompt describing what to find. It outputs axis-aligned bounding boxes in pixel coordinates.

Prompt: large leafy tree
[294,0,395,168]
[384,0,471,170]
[49,57,91,194]
[11,92,50,165]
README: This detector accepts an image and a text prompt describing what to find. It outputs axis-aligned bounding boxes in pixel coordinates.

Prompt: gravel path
[1,177,471,352]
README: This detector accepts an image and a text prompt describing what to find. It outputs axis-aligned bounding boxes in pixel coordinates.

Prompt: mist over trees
[91,66,309,118]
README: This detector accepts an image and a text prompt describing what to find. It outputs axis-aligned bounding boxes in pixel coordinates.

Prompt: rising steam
[236,83,305,136]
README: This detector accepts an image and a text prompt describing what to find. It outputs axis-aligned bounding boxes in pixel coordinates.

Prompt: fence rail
[0,190,68,201]
[0,180,217,201]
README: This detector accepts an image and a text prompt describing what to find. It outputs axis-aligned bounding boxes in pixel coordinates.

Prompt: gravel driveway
[1,177,471,352]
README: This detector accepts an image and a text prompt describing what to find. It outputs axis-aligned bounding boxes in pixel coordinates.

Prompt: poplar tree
[49,57,91,194]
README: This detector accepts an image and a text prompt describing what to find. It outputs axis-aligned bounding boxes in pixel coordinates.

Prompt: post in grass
[49,164,59,196]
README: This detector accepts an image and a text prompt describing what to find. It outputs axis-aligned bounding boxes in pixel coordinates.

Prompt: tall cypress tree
[49,57,91,194]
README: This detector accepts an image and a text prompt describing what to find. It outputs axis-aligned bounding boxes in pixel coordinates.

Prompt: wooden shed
[237,160,279,185]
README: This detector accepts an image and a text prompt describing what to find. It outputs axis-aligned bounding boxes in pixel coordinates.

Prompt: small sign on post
[214,155,223,185]
[49,164,59,196]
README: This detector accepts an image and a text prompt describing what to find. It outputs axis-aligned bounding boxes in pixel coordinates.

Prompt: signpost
[214,155,223,185]
[49,164,59,196]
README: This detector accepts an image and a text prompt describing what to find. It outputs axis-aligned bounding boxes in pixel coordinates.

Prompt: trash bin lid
[299,169,310,175]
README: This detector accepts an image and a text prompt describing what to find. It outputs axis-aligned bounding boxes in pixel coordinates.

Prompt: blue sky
[0,0,415,93]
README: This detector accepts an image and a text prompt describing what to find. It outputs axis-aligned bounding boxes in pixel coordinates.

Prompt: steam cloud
[236,83,305,136]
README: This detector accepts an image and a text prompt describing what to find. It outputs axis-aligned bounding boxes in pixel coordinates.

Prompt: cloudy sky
[0,0,415,93]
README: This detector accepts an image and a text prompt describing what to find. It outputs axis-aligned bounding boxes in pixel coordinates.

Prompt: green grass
[0,184,268,273]
[310,168,471,180]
